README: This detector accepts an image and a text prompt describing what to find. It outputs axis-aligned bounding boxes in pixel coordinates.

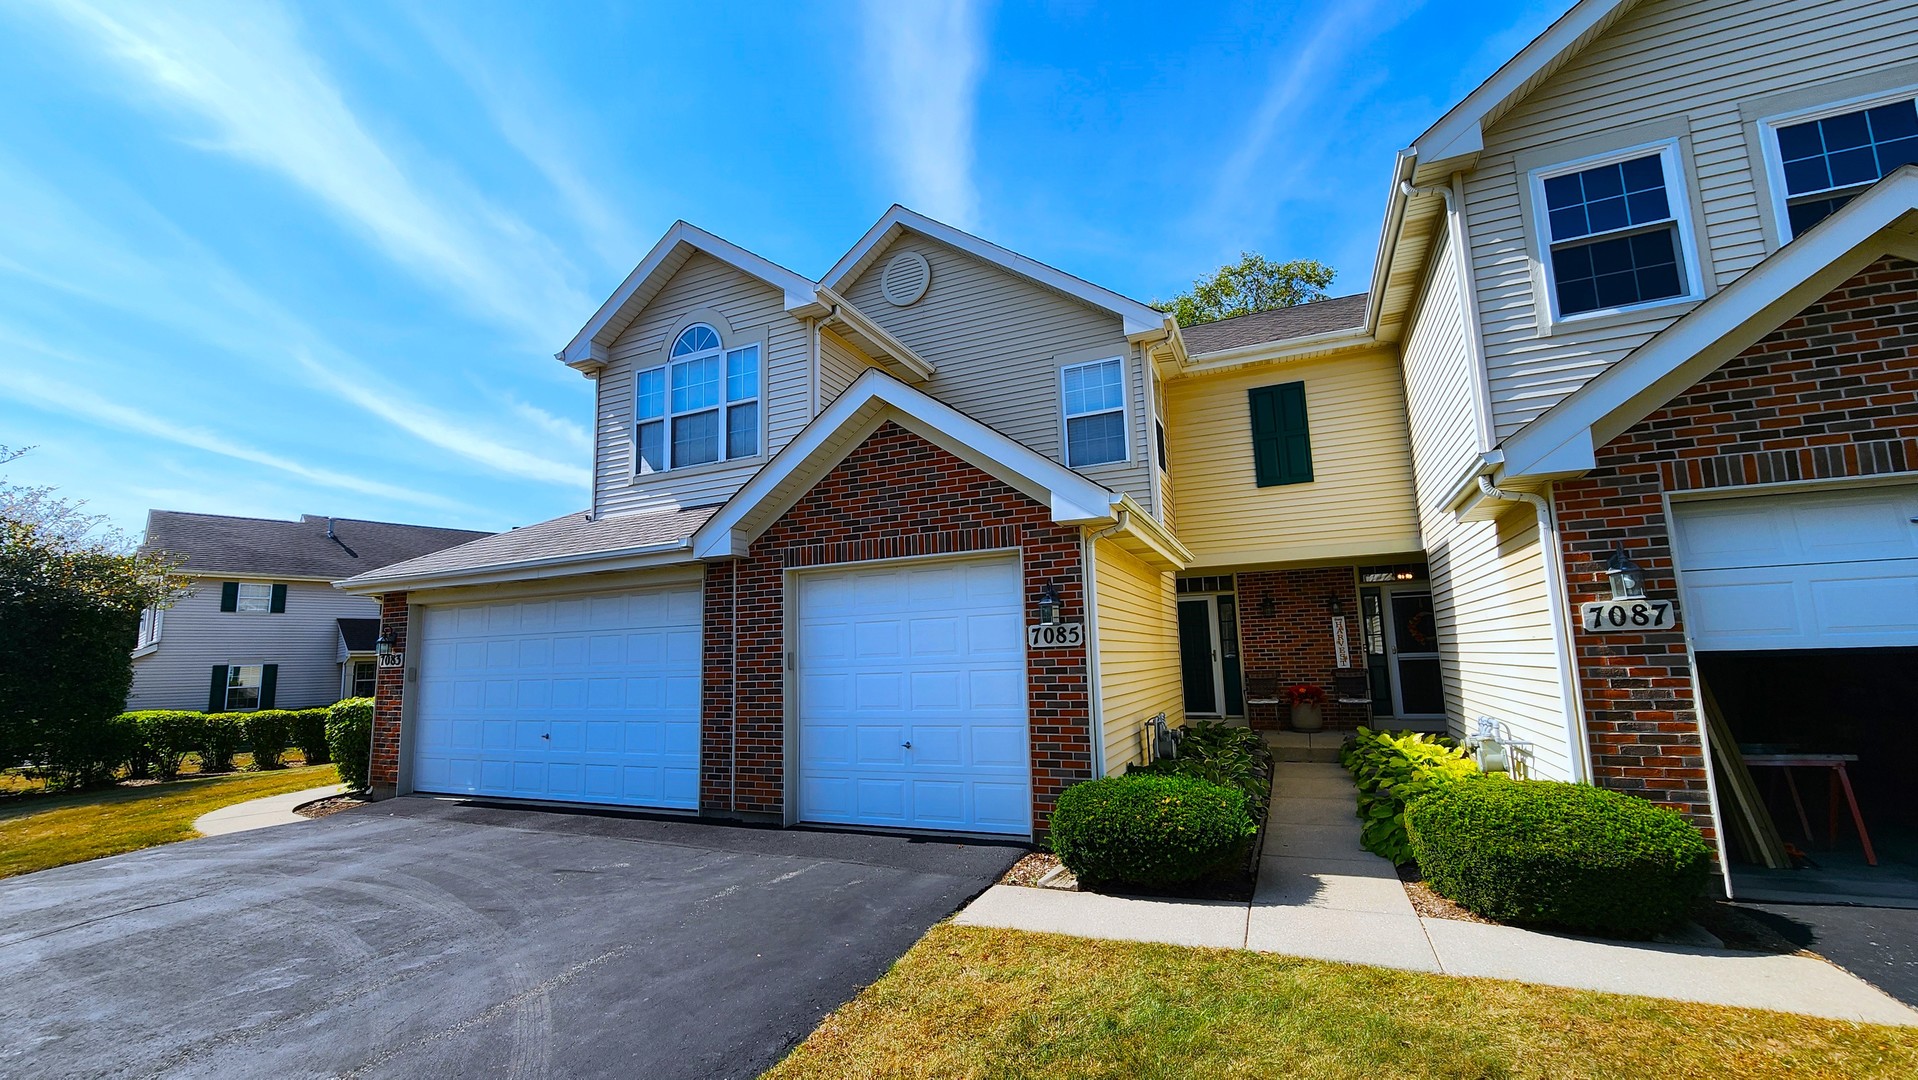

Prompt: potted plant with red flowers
[1287,683,1328,732]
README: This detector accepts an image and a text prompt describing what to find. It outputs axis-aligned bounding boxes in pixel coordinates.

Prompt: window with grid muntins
[1539,151,1687,317]
[1775,99,1918,237]
[636,324,759,473]
[1062,357,1127,467]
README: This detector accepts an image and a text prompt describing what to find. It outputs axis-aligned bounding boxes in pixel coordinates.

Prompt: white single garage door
[1673,484,1918,651]
[794,555,1031,835]
[411,586,702,808]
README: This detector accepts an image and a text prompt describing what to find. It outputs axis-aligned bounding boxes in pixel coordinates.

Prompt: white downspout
[1476,476,1592,784]
[1081,509,1131,779]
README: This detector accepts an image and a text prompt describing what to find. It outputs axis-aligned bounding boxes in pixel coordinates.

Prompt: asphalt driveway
[0,798,1022,1080]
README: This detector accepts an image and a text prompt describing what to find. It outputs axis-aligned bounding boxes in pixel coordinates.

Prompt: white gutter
[335,538,696,594]
[1362,149,1421,337]
[1178,324,1376,375]
[1475,475,1592,784]
[1401,176,1498,455]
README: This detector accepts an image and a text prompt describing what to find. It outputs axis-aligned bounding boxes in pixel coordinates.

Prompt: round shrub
[326,697,374,793]
[290,708,332,765]
[239,710,293,769]
[1407,779,1713,937]
[125,710,203,780]
[198,714,245,773]
[1049,774,1257,888]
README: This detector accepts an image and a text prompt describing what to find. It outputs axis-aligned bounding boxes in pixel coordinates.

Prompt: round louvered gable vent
[880,251,932,307]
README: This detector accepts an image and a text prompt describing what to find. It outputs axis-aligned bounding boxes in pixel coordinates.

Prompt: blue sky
[0,0,1565,538]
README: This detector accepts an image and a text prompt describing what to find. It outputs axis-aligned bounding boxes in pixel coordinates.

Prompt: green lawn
[0,763,340,879]
[766,924,1918,1080]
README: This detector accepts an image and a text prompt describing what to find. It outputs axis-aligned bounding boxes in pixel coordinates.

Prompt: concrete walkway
[192,784,344,837]
[957,761,1918,1026]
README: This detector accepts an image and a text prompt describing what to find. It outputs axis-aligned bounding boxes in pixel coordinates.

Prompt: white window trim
[235,582,273,614]
[1758,81,1918,244]
[633,323,765,476]
[1059,356,1130,469]
[1527,138,1705,325]
[225,662,263,712]
[135,606,163,650]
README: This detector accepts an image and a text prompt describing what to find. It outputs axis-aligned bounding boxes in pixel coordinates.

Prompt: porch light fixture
[1325,597,1345,617]
[1036,583,1061,626]
[1605,547,1646,600]
[1260,595,1276,617]
[374,630,395,656]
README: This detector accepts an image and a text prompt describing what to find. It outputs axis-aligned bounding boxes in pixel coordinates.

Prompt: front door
[1386,591,1444,717]
[1177,595,1245,717]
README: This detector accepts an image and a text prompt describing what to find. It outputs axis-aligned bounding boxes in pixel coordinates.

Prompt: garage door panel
[966,612,1021,653]
[412,585,700,809]
[855,672,905,709]
[908,617,960,656]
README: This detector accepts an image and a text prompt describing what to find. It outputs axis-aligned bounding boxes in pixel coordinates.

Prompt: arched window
[635,323,761,473]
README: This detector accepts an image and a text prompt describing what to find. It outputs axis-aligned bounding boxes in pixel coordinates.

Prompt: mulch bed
[294,794,371,820]
[1001,851,1062,887]
[1395,864,1499,924]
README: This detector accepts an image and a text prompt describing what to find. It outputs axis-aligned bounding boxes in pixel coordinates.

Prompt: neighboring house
[341,0,1918,863]
[131,512,490,712]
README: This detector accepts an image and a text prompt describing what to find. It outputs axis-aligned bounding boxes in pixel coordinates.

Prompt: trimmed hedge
[326,697,374,794]
[198,713,245,773]
[290,708,331,765]
[1407,778,1713,937]
[1126,720,1271,814]
[1049,774,1257,888]
[239,710,293,769]
[1340,727,1478,865]
[122,710,203,780]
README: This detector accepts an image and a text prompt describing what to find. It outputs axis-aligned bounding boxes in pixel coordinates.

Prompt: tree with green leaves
[1,447,185,788]
[1156,252,1337,327]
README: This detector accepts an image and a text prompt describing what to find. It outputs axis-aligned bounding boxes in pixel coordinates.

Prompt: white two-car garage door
[411,585,701,808]
[794,555,1032,835]
[1672,484,1918,651]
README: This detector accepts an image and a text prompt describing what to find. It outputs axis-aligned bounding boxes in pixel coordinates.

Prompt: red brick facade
[1554,256,1918,837]
[1235,567,1367,729]
[699,420,1094,833]
[369,590,407,796]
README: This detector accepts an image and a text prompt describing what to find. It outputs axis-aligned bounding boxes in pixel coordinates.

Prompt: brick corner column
[369,591,408,800]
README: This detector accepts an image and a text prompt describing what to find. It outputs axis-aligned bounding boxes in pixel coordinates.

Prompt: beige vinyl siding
[1401,245,1571,779]
[1465,0,1918,438]
[1163,348,1420,569]
[842,236,1155,513]
[595,252,812,517]
[127,578,377,711]
[1091,538,1182,774]
[817,330,876,411]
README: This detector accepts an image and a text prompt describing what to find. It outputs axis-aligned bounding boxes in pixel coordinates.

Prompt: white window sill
[1536,291,1702,338]
[627,454,766,485]
[132,643,160,659]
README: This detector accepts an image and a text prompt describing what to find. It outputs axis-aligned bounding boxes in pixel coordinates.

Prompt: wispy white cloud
[35,0,591,345]
[0,357,473,513]
[856,0,987,228]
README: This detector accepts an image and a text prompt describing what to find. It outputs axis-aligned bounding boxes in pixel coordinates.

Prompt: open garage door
[410,585,701,809]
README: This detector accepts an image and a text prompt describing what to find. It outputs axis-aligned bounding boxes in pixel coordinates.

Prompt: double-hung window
[1533,143,1696,319]
[225,664,263,711]
[236,582,272,613]
[1061,357,1127,467]
[635,324,760,474]
[1767,94,1918,240]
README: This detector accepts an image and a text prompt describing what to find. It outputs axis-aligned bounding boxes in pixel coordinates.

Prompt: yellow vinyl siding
[1092,538,1182,774]
[1163,348,1420,569]
[1465,0,1918,438]
[842,236,1156,513]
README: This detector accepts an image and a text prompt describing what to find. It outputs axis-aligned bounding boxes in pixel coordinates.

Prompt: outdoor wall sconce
[1605,546,1647,600]
[1325,597,1345,617]
[1260,595,1276,617]
[1036,583,1061,626]
[374,631,395,656]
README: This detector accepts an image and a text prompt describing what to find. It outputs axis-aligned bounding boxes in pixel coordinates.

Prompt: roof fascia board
[1503,172,1918,478]
[1108,493,1192,570]
[559,221,819,373]
[813,285,936,381]
[1179,327,1376,376]
[695,369,1118,559]
[822,205,1171,339]
[335,541,696,594]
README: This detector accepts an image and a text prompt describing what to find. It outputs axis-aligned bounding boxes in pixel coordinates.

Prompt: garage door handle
[541,733,550,740]
[901,741,912,750]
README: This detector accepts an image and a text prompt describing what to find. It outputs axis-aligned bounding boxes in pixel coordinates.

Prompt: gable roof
[140,511,490,580]
[335,504,715,592]
[558,221,821,374]
[337,618,380,653]
[1177,294,1370,356]
[693,368,1189,571]
[1501,167,1918,481]
[821,205,1175,341]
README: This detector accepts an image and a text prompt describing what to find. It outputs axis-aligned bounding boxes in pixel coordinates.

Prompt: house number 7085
[1027,623,1085,649]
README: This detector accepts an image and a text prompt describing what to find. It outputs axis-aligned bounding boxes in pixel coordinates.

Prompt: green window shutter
[220,582,239,612]
[269,584,287,613]
[1248,381,1314,487]
[259,664,278,710]
[208,665,229,713]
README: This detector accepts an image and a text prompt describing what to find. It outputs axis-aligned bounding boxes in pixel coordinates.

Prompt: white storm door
[412,586,702,808]
[1673,484,1918,651]
[794,554,1031,835]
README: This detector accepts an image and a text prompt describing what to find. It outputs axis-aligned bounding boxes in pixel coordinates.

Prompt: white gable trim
[1503,168,1918,479]
[821,205,1172,341]
[558,221,819,374]
[695,369,1134,559]
[1414,0,1637,164]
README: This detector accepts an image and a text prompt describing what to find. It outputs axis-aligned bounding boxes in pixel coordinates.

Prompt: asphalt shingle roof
[338,505,718,587]
[1177,293,1369,355]
[140,511,492,580]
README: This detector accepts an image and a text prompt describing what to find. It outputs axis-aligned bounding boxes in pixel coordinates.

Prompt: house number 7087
[1579,599,1676,632]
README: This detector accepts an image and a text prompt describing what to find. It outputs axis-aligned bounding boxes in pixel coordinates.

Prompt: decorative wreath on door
[1403,609,1436,648]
